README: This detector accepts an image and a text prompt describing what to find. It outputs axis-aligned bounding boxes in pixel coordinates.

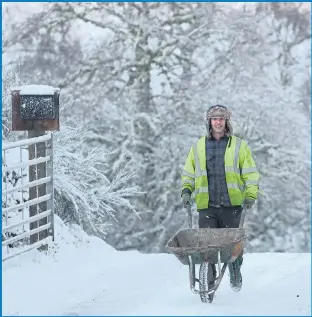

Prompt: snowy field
[3,215,311,316]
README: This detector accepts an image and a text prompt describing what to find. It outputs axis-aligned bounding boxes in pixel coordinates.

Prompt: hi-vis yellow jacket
[181,136,259,210]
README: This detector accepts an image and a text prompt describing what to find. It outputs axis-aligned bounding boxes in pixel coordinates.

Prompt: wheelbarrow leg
[188,255,197,294]
[217,250,222,275]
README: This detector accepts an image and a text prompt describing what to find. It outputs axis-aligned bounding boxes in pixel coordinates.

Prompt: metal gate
[2,133,54,261]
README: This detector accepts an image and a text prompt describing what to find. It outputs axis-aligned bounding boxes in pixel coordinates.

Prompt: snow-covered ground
[3,215,311,316]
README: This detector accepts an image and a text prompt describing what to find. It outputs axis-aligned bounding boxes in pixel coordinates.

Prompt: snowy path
[3,218,311,316]
[62,253,310,316]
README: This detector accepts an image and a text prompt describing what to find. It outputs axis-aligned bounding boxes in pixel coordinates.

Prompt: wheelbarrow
[166,203,247,303]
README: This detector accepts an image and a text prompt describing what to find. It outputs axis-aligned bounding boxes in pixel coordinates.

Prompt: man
[181,105,259,292]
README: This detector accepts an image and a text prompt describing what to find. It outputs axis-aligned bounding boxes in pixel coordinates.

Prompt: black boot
[228,256,243,292]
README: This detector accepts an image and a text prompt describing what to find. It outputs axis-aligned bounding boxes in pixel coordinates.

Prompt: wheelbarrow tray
[166,228,247,265]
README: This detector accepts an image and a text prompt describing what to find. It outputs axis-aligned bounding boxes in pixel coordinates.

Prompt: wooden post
[28,128,48,249]
[46,134,54,241]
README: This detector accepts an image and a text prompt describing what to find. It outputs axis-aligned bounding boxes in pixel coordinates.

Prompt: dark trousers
[198,206,242,229]
[198,206,244,276]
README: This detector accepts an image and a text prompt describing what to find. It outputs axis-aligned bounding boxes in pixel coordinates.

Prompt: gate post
[28,129,46,245]
[46,134,55,241]
[11,85,60,250]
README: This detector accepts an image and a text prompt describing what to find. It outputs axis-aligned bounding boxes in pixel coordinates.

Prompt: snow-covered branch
[53,108,143,237]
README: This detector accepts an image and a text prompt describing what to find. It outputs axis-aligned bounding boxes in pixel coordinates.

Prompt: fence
[2,133,54,261]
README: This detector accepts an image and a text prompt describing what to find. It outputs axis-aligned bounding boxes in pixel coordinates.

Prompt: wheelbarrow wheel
[199,261,215,303]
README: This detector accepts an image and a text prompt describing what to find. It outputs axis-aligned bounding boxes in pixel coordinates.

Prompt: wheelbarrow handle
[239,204,248,228]
[186,202,192,229]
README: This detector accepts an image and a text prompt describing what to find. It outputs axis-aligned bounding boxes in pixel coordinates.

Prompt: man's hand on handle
[181,193,191,208]
[243,197,255,209]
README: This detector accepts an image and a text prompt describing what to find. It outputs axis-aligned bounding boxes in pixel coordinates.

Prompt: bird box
[11,84,60,131]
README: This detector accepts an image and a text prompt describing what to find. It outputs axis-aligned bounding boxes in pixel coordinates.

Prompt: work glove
[181,193,191,208]
[243,197,255,209]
